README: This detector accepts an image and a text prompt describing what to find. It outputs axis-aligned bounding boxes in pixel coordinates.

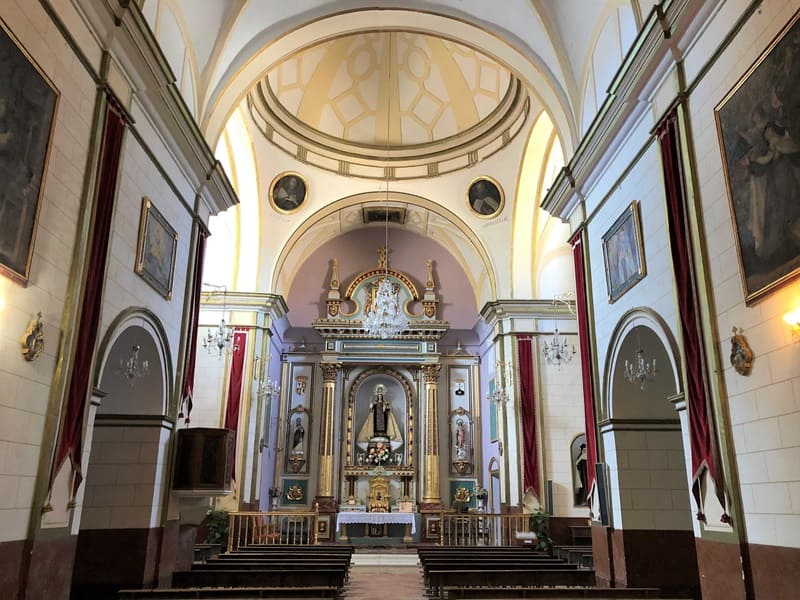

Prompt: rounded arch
[201,8,576,156]
[601,308,683,422]
[94,308,174,417]
[270,191,498,305]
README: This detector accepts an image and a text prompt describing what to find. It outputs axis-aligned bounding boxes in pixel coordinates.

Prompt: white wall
[0,0,95,543]
[687,0,800,548]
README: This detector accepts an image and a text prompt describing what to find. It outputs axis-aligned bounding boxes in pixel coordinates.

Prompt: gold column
[316,362,340,511]
[421,364,442,507]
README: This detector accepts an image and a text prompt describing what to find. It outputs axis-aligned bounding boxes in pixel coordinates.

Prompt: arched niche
[94,309,173,417]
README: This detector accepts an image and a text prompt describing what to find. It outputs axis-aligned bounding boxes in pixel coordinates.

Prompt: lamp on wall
[203,284,235,356]
[118,344,149,385]
[363,32,408,340]
[624,328,656,389]
[784,307,800,336]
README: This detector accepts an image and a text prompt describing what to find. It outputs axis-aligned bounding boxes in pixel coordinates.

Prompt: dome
[247,31,529,179]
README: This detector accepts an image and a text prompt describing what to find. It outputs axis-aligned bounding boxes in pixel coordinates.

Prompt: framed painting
[135,197,178,299]
[601,201,646,303]
[0,21,59,285]
[467,176,504,217]
[714,9,800,304]
[269,172,307,213]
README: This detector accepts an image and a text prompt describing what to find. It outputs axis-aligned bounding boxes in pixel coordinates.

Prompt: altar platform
[336,511,419,543]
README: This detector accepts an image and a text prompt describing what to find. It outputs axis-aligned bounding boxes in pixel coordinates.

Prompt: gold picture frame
[269,171,308,213]
[135,197,178,299]
[467,176,504,218]
[714,8,800,304]
[601,201,646,303]
[0,20,59,286]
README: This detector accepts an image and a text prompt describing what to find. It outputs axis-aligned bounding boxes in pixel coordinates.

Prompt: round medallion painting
[467,177,504,217]
[270,172,307,213]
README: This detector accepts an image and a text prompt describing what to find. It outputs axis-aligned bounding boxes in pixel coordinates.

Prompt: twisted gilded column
[421,364,442,507]
[315,362,340,512]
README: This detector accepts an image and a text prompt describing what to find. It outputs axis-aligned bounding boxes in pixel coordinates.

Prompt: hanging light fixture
[487,361,512,404]
[203,284,235,356]
[624,328,656,389]
[542,325,575,366]
[118,344,149,385]
[363,32,408,340]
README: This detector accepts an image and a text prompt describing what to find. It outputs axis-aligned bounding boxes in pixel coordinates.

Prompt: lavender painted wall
[285,227,479,330]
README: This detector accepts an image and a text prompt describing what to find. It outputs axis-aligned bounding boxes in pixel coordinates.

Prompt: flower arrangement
[268,487,281,499]
[366,441,390,465]
[475,486,489,500]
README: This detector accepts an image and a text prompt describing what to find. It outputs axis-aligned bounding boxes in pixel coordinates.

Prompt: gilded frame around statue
[0,20,59,286]
[714,8,800,305]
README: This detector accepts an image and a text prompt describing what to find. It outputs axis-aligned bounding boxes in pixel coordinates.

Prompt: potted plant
[203,508,229,549]
[529,510,553,553]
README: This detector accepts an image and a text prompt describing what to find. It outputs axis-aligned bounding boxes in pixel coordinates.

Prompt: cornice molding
[540,0,718,223]
[72,0,237,216]
[479,299,576,325]
[201,291,289,320]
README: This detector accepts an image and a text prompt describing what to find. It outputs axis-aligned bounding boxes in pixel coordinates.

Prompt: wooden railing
[227,510,319,552]
[439,512,533,546]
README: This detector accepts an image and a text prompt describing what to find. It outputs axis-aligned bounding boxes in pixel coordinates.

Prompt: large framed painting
[601,201,646,303]
[0,21,59,285]
[714,9,800,304]
[135,197,178,299]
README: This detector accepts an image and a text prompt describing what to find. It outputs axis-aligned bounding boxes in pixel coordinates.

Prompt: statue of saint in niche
[291,417,305,455]
[356,384,403,452]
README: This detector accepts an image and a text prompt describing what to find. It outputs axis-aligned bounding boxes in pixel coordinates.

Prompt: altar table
[336,511,416,542]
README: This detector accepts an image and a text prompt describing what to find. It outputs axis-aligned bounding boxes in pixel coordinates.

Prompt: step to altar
[351,552,420,566]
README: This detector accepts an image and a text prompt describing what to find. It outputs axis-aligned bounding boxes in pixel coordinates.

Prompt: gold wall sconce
[20,312,44,362]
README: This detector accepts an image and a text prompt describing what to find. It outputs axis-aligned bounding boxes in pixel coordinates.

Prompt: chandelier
[203,284,235,356]
[363,33,408,340]
[542,326,575,366]
[118,344,149,385]
[624,329,656,389]
[487,361,512,404]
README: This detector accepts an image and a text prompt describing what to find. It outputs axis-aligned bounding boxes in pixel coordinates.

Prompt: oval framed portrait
[269,172,308,213]
[467,176,504,217]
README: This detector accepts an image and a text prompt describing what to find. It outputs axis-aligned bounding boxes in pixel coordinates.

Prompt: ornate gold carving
[288,455,306,473]
[423,303,436,318]
[287,485,304,501]
[453,486,472,503]
[330,258,340,290]
[422,364,441,384]
[328,302,340,317]
[426,259,434,289]
[453,460,472,475]
[295,375,308,395]
[320,363,340,382]
[377,245,387,270]
[21,312,44,362]
[730,327,754,376]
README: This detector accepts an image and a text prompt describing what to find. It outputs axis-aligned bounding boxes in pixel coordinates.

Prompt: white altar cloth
[336,511,416,534]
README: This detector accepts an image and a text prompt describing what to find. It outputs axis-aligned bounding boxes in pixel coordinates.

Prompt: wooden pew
[426,568,595,597]
[171,567,347,590]
[118,586,339,599]
[441,585,661,598]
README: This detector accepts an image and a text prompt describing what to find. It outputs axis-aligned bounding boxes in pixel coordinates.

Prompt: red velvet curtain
[656,108,726,521]
[51,103,126,500]
[224,329,248,480]
[517,336,540,498]
[570,231,598,499]
[179,230,207,425]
